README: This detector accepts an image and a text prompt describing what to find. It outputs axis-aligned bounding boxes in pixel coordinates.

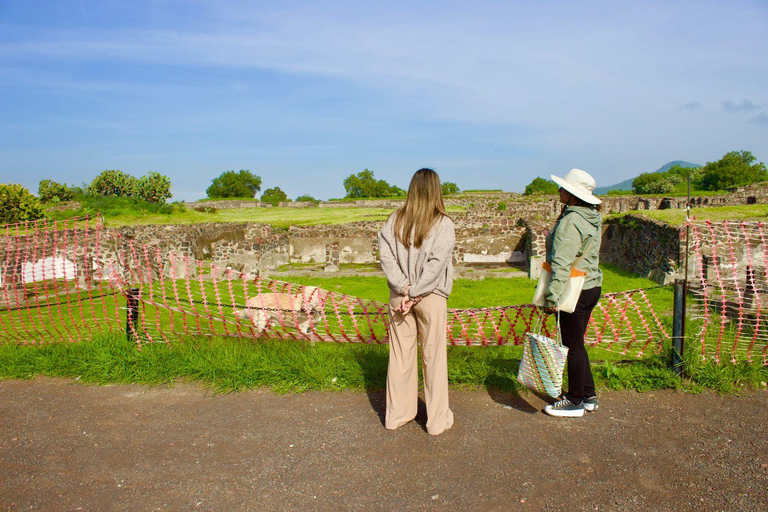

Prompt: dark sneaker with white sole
[584,395,599,412]
[544,398,585,418]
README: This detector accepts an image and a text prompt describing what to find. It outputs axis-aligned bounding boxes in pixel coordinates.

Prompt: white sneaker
[583,395,599,412]
[544,398,585,418]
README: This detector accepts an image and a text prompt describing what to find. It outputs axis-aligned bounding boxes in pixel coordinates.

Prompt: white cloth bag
[533,239,592,314]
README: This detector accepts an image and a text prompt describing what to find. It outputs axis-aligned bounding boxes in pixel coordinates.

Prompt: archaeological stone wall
[6,184,766,286]
[600,215,682,284]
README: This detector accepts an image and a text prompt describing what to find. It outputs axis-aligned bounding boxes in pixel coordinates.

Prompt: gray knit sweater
[379,213,455,298]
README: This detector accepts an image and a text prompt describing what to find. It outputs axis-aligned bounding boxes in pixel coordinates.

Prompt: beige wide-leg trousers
[385,290,454,436]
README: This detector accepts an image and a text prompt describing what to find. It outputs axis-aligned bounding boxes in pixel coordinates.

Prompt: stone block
[529,256,545,280]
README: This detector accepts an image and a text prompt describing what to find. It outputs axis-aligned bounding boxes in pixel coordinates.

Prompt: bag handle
[532,308,562,346]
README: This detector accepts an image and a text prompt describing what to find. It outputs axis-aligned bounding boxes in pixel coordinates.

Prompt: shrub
[89,170,137,197]
[38,180,75,203]
[498,201,507,211]
[632,173,675,194]
[0,183,46,224]
[136,172,172,204]
[260,187,290,206]
[206,170,262,198]
[295,194,318,203]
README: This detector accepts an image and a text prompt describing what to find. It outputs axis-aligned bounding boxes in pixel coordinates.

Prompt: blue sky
[1,0,766,201]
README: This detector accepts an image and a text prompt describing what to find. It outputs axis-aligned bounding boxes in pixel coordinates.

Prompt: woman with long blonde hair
[378,168,455,435]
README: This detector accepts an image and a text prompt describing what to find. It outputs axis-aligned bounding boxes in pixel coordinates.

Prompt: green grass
[196,197,259,202]
[607,204,768,226]
[45,194,465,228]
[327,196,407,202]
[2,264,763,394]
[1,331,764,394]
[280,263,666,305]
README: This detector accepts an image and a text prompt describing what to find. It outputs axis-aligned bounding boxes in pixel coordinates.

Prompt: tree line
[206,168,460,202]
[523,150,767,197]
[0,168,461,224]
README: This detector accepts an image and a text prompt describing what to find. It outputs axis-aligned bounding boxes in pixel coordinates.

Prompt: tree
[295,194,318,203]
[343,169,405,198]
[89,170,137,197]
[206,170,262,198]
[136,172,173,204]
[260,187,289,206]
[632,173,675,194]
[666,164,701,182]
[38,180,74,202]
[524,177,559,196]
[0,183,46,224]
[442,181,460,195]
[700,151,768,191]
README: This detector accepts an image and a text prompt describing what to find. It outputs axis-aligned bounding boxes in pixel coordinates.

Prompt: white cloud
[722,100,764,113]
[1,0,767,195]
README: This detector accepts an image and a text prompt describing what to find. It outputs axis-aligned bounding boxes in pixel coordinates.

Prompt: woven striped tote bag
[517,330,569,398]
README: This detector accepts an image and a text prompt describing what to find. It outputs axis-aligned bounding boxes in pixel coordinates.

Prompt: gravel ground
[1,378,766,511]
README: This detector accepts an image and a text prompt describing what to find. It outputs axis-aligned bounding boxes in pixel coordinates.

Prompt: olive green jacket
[544,206,603,308]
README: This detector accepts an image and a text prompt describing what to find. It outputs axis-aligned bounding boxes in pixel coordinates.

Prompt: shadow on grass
[352,345,388,426]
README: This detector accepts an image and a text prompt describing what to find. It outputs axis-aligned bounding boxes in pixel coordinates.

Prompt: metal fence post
[672,279,686,375]
[126,288,140,339]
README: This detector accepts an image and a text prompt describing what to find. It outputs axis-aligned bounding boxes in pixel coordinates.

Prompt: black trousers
[560,286,601,404]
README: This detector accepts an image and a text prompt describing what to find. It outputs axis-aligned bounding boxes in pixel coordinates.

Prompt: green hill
[594,160,701,195]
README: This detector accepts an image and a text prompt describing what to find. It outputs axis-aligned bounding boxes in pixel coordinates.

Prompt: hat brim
[550,174,602,205]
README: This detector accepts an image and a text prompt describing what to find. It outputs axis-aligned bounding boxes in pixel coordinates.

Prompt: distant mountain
[594,160,701,195]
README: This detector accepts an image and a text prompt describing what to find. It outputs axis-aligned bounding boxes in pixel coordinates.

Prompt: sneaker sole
[544,408,585,418]
[584,404,598,412]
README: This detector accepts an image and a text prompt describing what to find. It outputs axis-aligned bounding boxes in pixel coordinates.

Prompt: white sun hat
[550,169,602,205]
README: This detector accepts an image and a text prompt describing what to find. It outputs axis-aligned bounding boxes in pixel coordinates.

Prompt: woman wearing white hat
[542,169,603,418]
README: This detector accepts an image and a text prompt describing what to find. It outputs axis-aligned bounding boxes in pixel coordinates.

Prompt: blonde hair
[394,168,449,249]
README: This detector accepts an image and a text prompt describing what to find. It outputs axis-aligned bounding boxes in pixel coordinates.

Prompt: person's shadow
[355,347,430,432]
[485,357,541,414]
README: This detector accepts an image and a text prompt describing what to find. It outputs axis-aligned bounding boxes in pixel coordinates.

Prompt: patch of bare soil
[1,379,766,511]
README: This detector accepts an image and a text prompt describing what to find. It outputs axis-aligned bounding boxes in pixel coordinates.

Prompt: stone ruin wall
[599,215,682,284]
[4,183,767,287]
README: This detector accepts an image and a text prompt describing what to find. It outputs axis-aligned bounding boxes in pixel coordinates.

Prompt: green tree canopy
[89,170,138,198]
[343,169,405,198]
[260,187,290,206]
[632,173,676,194]
[136,171,173,204]
[524,177,559,196]
[87,169,172,204]
[700,151,768,191]
[442,181,460,195]
[206,170,262,198]
[0,183,46,224]
[295,194,318,203]
[38,180,75,202]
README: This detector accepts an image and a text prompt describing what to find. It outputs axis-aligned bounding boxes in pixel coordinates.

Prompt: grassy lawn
[103,207,404,228]
[61,205,466,229]
[43,194,469,228]
[1,330,764,394]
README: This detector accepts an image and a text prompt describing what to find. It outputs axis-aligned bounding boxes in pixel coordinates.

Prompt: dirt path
[1,379,766,511]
